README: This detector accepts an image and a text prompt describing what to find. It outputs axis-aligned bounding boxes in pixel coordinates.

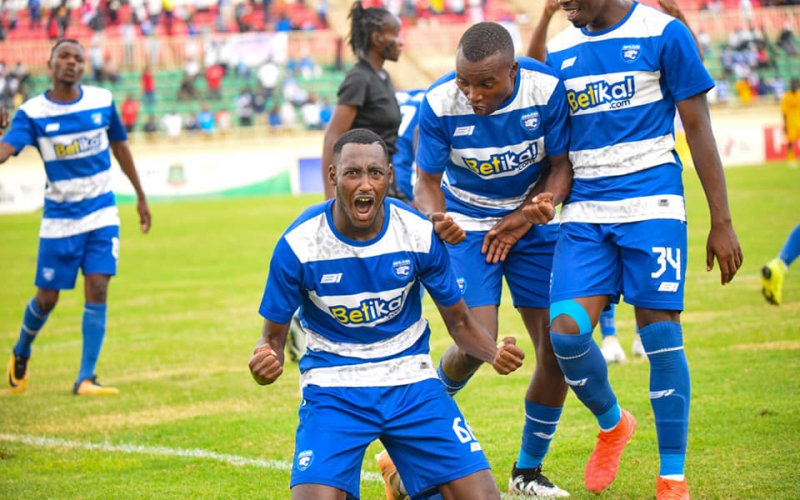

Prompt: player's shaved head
[457,22,514,64]
[333,128,389,165]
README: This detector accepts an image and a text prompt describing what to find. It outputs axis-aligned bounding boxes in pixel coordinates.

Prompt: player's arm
[321,104,358,199]
[676,94,743,285]
[110,140,151,233]
[435,298,524,375]
[658,0,703,61]
[521,152,573,225]
[414,169,465,245]
[526,0,559,62]
[249,319,289,385]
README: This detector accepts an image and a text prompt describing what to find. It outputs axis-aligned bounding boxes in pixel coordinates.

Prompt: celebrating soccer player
[249,128,524,499]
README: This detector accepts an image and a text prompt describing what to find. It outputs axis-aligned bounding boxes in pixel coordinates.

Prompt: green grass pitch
[1,162,798,498]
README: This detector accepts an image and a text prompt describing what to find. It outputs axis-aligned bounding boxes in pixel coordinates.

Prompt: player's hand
[491,337,525,375]
[137,198,151,234]
[0,106,9,131]
[706,221,743,285]
[657,0,683,18]
[430,212,466,245]
[521,193,555,225]
[481,211,531,264]
[543,0,559,17]
[249,344,284,385]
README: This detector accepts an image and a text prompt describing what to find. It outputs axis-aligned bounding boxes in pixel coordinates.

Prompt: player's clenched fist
[249,345,283,385]
[492,337,525,375]
[430,212,466,245]
[522,193,555,225]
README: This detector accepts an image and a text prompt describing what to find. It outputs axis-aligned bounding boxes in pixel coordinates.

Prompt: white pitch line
[0,433,382,482]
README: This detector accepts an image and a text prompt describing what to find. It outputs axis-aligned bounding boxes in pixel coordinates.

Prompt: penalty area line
[0,433,382,482]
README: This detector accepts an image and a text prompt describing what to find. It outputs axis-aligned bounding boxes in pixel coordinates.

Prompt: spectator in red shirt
[120,94,140,133]
[205,64,224,100]
[142,65,155,107]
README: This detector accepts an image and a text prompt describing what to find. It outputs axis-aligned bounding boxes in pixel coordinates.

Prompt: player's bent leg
[549,297,634,493]
[376,450,409,500]
[438,469,500,500]
[74,274,118,395]
[291,483,355,500]
[636,309,691,498]
[438,305,498,396]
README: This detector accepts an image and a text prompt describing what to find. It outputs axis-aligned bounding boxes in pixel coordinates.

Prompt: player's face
[331,142,393,237]
[377,15,403,62]
[48,42,85,85]
[559,0,619,30]
[455,49,517,116]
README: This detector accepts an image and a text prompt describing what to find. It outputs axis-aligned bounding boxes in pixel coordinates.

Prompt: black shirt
[337,59,402,156]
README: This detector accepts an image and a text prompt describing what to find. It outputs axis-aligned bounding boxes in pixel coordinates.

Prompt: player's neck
[587,0,633,32]
[47,83,81,103]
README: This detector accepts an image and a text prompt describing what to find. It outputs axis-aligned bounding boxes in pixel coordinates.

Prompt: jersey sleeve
[107,101,128,142]
[2,108,36,153]
[258,238,304,324]
[660,20,714,102]
[414,95,451,174]
[337,70,368,108]
[543,78,570,157]
[418,229,462,307]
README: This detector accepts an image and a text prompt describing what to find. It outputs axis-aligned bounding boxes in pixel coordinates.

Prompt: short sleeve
[543,79,570,157]
[258,238,304,324]
[2,108,36,153]
[661,20,714,102]
[107,101,128,142]
[418,229,462,307]
[414,95,451,174]
[337,69,368,108]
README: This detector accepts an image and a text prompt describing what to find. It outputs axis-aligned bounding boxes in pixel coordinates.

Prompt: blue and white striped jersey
[415,57,569,231]
[545,2,713,224]
[2,85,128,238]
[393,89,425,200]
[259,199,462,389]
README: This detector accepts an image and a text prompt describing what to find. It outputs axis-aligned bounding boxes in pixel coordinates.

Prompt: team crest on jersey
[520,112,540,132]
[456,277,466,294]
[91,112,103,125]
[42,267,55,281]
[621,44,641,62]
[392,258,412,278]
[297,450,314,471]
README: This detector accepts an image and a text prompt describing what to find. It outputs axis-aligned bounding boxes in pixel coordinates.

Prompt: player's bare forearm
[413,169,446,218]
[541,153,573,206]
[111,141,151,232]
[436,299,498,364]
[249,319,289,385]
[0,141,17,164]
[526,0,559,62]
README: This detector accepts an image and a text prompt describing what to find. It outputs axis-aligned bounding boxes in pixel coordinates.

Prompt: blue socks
[779,224,800,267]
[517,401,563,468]
[14,299,49,358]
[550,329,620,430]
[639,321,690,478]
[437,359,473,397]
[599,304,616,337]
[78,303,107,383]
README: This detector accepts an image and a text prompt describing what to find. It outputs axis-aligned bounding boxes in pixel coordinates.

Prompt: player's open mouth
[354,196,374,216]
[562,5,579,22]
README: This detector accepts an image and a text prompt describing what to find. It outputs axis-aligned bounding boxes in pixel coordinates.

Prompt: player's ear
[509,61,519,79]
[328,163,337,187]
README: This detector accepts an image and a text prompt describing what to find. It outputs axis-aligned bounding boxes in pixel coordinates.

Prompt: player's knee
[35,290,59,313]
[84,275,111,303]
[549,300,593,334]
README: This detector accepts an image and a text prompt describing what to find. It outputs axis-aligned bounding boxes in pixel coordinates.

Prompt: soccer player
[781,78,800,166]
[249,128,525,499]
[539,0,743,498]
[393,89,425,204]
[410,22,573,497]
[3,39,151,395]
[761,224,800,305]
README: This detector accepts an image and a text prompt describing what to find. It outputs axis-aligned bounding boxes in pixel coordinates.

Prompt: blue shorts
[35,225,119,290]
[291,378,490,499]
[446,224,557,309]
[550,220,687,311]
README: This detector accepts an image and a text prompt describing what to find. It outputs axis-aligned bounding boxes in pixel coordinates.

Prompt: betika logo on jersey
[53,131,105,158]
[461,143,538,178]
[329,290,407,325]
[566,75,636,113]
